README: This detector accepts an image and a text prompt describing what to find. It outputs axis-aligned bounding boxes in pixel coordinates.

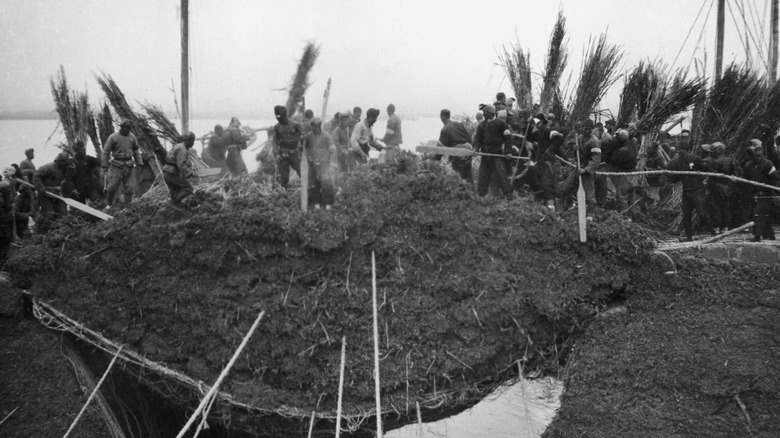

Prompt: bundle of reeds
[567,34,623,125]
[285,42,321,116]
[96,72,167,163]
[50,65,95,151]
[634,71,704,134]
[497,42,532,109]
[96,102,114,148]
[539,10,569,113]
[142,103,180,145]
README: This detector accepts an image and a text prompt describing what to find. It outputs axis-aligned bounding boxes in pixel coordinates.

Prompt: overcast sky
[0,0,772,119]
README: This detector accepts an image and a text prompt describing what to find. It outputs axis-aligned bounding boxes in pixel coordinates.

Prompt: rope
[553,155,780,193]
[63,347,123,438]
[672,0,711,68]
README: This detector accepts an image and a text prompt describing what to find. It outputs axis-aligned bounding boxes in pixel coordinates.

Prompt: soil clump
[6,152,664,435]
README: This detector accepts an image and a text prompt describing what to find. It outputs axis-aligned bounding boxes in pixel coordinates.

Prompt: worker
[438,109,473,182]
[473,104,513,199]
[557,119,601,215]
[667,140,716,241]
[382,104,403,151]
[33,152,70,232]
[64,140,102,205]
[203,124,227,171]
[0,167,16,260]
[273,105,304,188]
[19,148,36,182]
[743,139,780,241]
[331,111,353,172]
[707,142,740,233]
[102,120,143,210]
[349,108,386,165]
[304,118,338,209]
[224,117,249,176]
[162,131,196,206]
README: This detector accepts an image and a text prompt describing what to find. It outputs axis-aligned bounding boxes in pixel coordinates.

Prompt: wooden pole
[301,150,309,212]
[372,252,383,438]
[716,0,725,81]
[321,77,332,121]
[335,336,346,438]
[307,411,316,438]
[175,311,265,438]
[63,347,123,438]
[181,0,190,133]
[771,0,779,84]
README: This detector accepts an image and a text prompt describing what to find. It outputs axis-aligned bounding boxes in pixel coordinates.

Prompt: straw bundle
[634,71,704,134]
[142,103,181,145]
[96,102,114,148]
[497,42,533,109]
[539,10,569,113]
[96,72,167,163]
[50,65,95,151]
[285,42,321,116]
[567,34,623,125]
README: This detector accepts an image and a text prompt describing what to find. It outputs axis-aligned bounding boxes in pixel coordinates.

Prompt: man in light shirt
[349,108,386,166]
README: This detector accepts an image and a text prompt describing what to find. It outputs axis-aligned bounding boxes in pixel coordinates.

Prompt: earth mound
[7,152,661,435]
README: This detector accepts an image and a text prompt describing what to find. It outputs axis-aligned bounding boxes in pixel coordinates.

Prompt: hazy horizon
[1,0,771,122]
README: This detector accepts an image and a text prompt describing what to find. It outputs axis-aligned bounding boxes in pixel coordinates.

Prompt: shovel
[575,140,587,243]
[15,178,113,221]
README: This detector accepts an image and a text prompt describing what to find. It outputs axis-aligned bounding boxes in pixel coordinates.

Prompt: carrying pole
[715,0,725,81]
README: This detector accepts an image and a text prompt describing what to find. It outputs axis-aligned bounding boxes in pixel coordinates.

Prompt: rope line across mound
[31,299,514,432]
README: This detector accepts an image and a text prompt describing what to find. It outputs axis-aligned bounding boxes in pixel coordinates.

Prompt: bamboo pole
[416,401,423,438]
[697,221,754,244]
[307,411,316,438]
[180,0,189,133]
[716,0,725,81]
[175,311,266,438]
[335,336,346,438]
[372,252,383,438]
[772,0,779,84]
[62,347,123,438]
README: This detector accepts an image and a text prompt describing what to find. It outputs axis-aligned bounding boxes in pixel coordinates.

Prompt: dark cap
[582,119,594,129]
[605,119,616,126]
[366,108,380,118]
[120,120,132,128]
[595,122,604,128]
[534,113,547,124]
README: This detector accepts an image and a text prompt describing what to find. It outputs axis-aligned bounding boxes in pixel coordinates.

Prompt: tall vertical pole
[716,0,726,81]
[181,0,190,133]
[771,0,779,84]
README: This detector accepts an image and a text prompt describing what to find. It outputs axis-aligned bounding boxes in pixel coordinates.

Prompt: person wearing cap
[473,104,513,200]
[558,119,601,213]
[273,105,304,188]
[8,165,33,239]
[0,167,16,260]
[63,140,102,205]
[706,141,740,233]
[604,119,617,135]
[331,110,353,172]
[223,117,249,177]
[743,139,780,241]
[382,104,403,150]
[203,124,227,172]
[19,148,36,182]
[350,108,386,165]
[32,152,70,232]
[162,131,197,206]
[599,129,637,210]
[594,121,612,144]
[304,118,338,209]
[667,140,716,241]
[494,92,508,112]
[102,120,143,209]
[438,109,474,182]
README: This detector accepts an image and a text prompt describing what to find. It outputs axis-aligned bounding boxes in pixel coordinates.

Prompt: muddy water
[387,378,563,438]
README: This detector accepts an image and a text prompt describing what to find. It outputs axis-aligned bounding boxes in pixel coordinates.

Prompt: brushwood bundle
[567,33,623,125]
[497,42,533,109]
[539,10,569,114]
[285,41,321,116]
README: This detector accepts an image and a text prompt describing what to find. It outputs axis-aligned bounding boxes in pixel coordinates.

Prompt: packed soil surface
[4,152,657,435]
[544,256,780,438]
[0,301,110,437]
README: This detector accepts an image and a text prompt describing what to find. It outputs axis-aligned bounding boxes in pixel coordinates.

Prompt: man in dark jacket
[0,167,15,260]
[273,105,304,188]
[33,152,70,232]
[743,139,780,241]
[707,142,741,232]
[438,109,473,182]
[667,141,716,241]
[102,120,143,210]
[474,104,513,199]
[608,129,639,210]
[64,141,102,204]
[558,119,601,213]
[162,132,196,206]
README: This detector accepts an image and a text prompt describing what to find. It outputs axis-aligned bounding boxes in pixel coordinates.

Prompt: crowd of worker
[2,93,779,261]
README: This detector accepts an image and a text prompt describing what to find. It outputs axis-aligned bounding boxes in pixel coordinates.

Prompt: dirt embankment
[544,257,780,438]
[6,152,663,435]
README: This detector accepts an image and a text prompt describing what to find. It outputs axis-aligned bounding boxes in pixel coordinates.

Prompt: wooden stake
[416,401,423,438]
[335,336,346,438]
[301,150,309,212]
[372,252,383,438]
[307,411,316,438]
[63,347,123,438]
[175,311,266,438]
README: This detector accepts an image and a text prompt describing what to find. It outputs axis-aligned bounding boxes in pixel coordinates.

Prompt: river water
[0,117,564,436]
